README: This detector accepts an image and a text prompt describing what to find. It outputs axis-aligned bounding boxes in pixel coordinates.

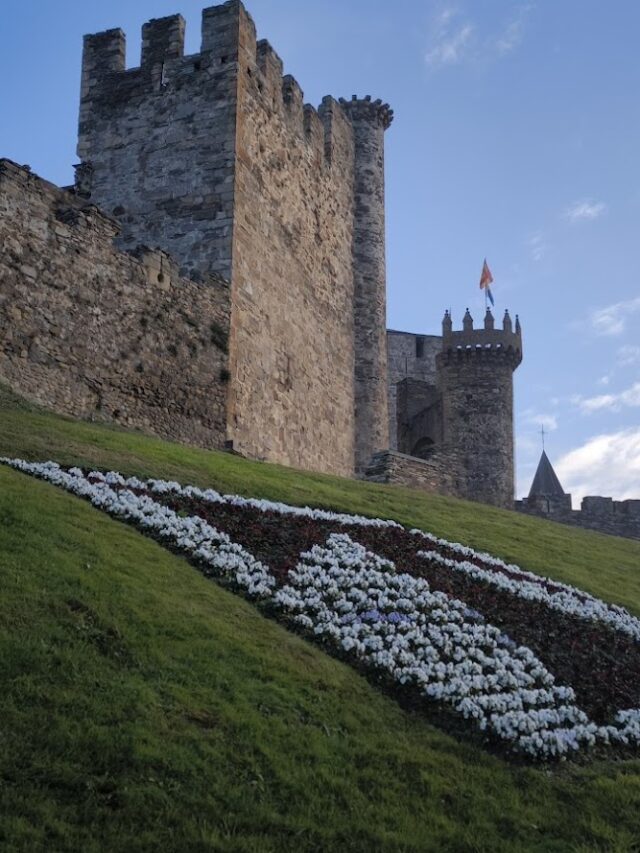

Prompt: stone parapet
[363,448,463,497]
[515,497,640,541]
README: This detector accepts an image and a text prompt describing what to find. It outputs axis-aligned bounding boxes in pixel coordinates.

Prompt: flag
[479,259,495,306]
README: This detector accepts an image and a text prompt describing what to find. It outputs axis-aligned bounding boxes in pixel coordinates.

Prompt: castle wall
[77,8,240,280]
[227,20,357,475]
[387,330,440,450]
[0,160,230,447]
[515,496,640,541]
[365,448,463,497]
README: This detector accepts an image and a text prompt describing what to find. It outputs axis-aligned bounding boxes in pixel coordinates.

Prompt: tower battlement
[440,308,522,367]
[79,2,359,170]
[338,96,394,130]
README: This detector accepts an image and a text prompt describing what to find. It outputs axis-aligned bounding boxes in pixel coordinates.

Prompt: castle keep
[0,0,523,509]
[74,2,391,478]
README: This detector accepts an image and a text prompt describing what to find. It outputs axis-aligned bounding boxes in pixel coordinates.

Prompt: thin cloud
[565,199,608,223]
[425,4,532,70]
[528,232,546,262]
[495,4,534,55]
[618,344,640,366]
[555,428,640,503]
[425,10,474,67]
[574,381,640,414]
[590,296,640,336]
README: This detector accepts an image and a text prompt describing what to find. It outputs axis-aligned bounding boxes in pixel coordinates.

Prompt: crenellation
[282,75,305,126]
[141,15,186,69]
[82,29,126,81]
[338,95,394,130]
[256,39,283,95]
[201,0,256,62]
[318,96,349,165]
[441,308,522,362]
[303,104,324,154]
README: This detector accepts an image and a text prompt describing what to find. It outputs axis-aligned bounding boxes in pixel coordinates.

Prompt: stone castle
[1,1,526,509]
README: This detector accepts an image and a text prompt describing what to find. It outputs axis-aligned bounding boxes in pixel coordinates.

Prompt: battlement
[439,308,522,366]
[339,96,394,129]
[78,2,374,167]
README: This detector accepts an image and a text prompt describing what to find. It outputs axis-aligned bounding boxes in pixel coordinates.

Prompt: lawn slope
[1,384,639,614]
[1,385,640,850]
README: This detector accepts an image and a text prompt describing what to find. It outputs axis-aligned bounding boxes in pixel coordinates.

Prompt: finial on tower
[442,309,452,335]
[484,308,495,331]
[503,309,512,333]
[515,314,522,335]
[463,308,473,332]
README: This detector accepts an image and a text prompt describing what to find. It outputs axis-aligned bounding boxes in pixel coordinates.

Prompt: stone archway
[410,436,435,460]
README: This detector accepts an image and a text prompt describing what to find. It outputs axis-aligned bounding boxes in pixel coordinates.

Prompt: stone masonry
[377,309,523,509]
[74,0,393,477]
[0,160,230,446]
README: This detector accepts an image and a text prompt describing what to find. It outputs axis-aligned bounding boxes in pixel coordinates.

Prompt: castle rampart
[0,159,230,446]
[516,492,640,540]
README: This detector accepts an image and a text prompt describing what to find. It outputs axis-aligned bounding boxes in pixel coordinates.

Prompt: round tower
[436,308,523,508]
[339,95,394,475]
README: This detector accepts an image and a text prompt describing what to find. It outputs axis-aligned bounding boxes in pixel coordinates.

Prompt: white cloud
[495,4,534,55]
[574,381,640,413]
[425,9,474,67]
[556,428,640,503]
[597,375,611,386]
[618,344,640,366]
[528,232,546,262]
[564,199,608,223]
[589,296,640,336]
[425,4,532,70]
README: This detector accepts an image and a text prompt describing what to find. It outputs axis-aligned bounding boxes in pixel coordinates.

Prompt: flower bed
[138,480,640,724]
[3,457,640,761]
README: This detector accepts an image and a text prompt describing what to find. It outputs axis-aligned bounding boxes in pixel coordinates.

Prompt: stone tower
[340,97,393,474]
[436,308,523,507]
[75,0,393,478]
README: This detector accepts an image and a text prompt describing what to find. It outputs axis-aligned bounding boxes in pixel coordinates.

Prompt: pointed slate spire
[442,309,452,335]
[528,450,567,500]
[463,308,473,331]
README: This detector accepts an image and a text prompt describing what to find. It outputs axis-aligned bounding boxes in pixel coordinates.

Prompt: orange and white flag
[479,259,494,306]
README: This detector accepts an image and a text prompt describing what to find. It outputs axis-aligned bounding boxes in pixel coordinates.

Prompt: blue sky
[3,0,640,502]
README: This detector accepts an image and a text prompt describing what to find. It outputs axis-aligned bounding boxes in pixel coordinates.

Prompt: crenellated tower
[339,97,393,474]
[436,308,523,508]
[74,1,394,480]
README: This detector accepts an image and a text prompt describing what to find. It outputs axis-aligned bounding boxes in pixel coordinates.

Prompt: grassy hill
[1,383,640,851]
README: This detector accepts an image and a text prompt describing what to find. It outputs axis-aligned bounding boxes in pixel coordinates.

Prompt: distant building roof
[528,450,567,499]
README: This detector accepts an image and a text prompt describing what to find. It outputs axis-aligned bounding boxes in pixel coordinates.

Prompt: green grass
[1,383,640,851]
